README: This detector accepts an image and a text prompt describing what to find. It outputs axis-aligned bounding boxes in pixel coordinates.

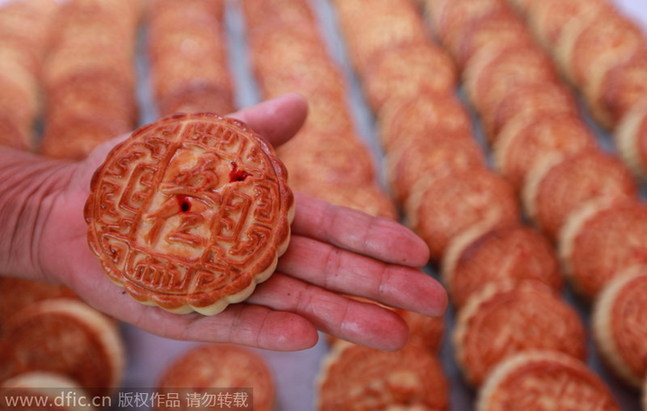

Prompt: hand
[28,94,447,351]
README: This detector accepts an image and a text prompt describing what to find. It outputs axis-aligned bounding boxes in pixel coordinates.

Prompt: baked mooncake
[406,168,520,261]
[598,52,647,127]
[615,98,647,180]
[378,93,472,152]
[454,9,531,70]
[386,135,486,206]
[363,42,457,111]
[432,0,506,54]
[465,45,558,118]
[592,266,647,388]
[559,199,647,300]
[0,277,78,335]
[318,342,449,410]
[524,0,609,48]
[332,0,428,74]
[482,82,577,144]
[557,9,644,90]
[454,281,586,387]
[442,223,562,309]
[398,309,445,354]
[85,113,294,315]
[493,113,594,191]
[477,351,619,411]
[524,148,638,240]
[156,344,274,411]
[0,372,97,411]
[0,299,124,397]
[303,181,398,221]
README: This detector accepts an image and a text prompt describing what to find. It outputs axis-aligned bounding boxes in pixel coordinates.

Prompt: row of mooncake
[0,0,238,161]
[425,0,647,398]
[424,0,640,290]
[0,0,58,151]
[148,0,235,118]
[332,0,588,409]
[509,0,645,130]
[336,0,630,409]
[238,0,451,409]
[39,0,141,160]
[505,0,647,184]
[242,0,397,219]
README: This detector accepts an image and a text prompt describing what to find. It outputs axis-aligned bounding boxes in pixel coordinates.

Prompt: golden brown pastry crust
[0,299,124,397]
[85,113,294,315]
[482,82,577,145]
[559,199,647,300]
[1,372,97,411]
[378,93,472,152]
[493,113,595,191]
[593,266,647,388]
[40,0,139,158]
[156,344,275,411]
[615,98,647,180]
[524,149,638,240]
[454,281,586,387]
[0,278,77,336]
[465,45,559,119]
[363,42,457,111]
[599,51,647,127]
[0,0,59,151]
[477,351,619,411]
[386,135,486,206]
[242,0,316,37]
[303,182,397,221]
[406,168,520,261]
[526,0,610,48]
[318,342,449,411]
[431,0,507,56]
[443,224,562,309]
[332,0,428,74]
[562,12,644,88]
[453,9,532,70]
[277,130,376,189]
[149,0,234,117]
[247,0,390,221]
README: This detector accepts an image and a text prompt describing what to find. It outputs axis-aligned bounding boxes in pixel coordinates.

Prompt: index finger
[292,193,430,267]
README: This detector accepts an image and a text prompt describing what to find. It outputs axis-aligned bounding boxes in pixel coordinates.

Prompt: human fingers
[228,93,308,147]
[292,193,431,267]
[62,258,318,351]
[247,273,409,351]
[278,235,447,317]
[128,304,319,351]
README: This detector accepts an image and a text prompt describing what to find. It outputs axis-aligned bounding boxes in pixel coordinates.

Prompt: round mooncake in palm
[84,112,294,315]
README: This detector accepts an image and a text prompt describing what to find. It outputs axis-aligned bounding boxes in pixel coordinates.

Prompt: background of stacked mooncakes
[1,0,647,409]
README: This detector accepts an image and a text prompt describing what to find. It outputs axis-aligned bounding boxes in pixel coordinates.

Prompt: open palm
[32,94,446,351]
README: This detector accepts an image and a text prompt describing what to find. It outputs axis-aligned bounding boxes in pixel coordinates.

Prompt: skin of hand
[0,94,447,351]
